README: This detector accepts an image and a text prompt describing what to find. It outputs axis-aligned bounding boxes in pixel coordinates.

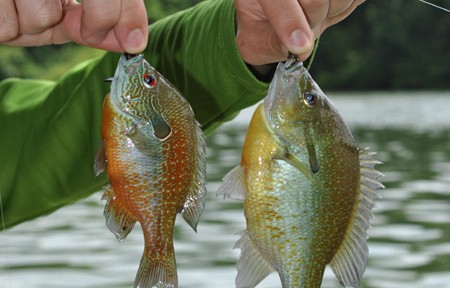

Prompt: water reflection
[1,93,449,287]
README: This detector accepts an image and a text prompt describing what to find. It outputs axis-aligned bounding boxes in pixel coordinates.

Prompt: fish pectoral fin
[125,123,160,155]
[329,148,383,288]
[216,165,247,201]
[234,230,274,287]
[102,186,136,241]
[181,123,207,232]
[279,149,314,180]
[93,140,106,177]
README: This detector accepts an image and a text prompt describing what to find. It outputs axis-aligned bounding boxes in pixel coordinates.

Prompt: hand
[235,0,366,65]
[0,0,148,53]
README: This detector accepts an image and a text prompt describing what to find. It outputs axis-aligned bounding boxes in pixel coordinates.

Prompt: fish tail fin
[134,245,178,288]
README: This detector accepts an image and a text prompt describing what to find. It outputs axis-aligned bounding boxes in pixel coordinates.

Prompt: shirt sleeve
[0,0,269,229]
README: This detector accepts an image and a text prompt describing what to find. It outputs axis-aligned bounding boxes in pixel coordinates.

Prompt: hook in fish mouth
[285,53,304,72]
[124,53,138,60]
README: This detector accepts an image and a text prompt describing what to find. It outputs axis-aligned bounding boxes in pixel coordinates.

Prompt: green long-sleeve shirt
[0,0,269,229]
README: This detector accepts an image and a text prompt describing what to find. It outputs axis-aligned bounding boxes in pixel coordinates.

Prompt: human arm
[0,0,148,53]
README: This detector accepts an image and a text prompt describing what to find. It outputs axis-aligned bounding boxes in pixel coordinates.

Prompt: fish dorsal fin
[329,148,383,287]
[181,123,207,232]
[94,140,106,177]
[234,230,274,288]
[102,186,137,241]
[216,165,247,201]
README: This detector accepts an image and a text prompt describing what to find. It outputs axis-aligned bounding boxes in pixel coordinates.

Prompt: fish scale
[218,58,383,288]
[95,54,206,288]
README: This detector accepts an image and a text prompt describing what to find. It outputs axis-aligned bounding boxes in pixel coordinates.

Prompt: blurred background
[1,0,449,288]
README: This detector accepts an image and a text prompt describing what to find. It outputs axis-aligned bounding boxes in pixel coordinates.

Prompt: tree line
[0,0,448,90]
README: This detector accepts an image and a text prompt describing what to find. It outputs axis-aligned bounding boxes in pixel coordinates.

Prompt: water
[1,92,449,288]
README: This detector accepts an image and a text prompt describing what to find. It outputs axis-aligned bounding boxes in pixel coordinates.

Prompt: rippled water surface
[1,92,449,287]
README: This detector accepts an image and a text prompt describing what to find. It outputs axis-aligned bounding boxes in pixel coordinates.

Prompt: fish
[217,57,383,288]
[94,53,207,288]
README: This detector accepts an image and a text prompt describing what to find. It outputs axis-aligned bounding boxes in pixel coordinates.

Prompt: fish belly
[245,160,328,288]
[242,104,359,288]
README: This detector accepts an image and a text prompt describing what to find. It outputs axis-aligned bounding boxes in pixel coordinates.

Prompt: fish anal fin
[329,148,383,288]
[134,246,178,288]
[94,140,106,177]
[234,230,274,288]
[216,165,247,201]
[102,186,136,241]
[181,193,205,233]
[181,123,207,232]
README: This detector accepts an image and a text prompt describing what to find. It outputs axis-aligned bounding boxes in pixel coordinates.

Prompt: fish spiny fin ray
[134,246,178,288]
[94,140,106,176]
[234,230,274,288]
[102,186,137,241]
[181,122,207,232]
[330,148,383,287]
[216,165,247,201]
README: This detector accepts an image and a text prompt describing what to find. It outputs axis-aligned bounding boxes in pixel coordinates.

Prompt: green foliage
[145,0,203,22]
[0,0,448,90]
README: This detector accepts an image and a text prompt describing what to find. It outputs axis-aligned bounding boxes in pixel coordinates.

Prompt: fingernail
[289,29,312,54]
[125,28,146,53]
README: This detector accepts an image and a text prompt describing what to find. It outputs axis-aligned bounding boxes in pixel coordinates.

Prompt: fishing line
[0,191,12,288]
[306,37,320,71]
[417,0,450,12]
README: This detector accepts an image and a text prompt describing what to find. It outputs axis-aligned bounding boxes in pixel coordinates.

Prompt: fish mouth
[119,53,145,76]
[124,53,138,60]
[284,56,304,73]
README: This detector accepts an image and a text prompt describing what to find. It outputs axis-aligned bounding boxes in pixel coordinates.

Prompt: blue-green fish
[218,58,383,288]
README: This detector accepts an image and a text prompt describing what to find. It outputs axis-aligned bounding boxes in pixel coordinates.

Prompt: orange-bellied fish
[217,57,383,288]
[95,53,207,288]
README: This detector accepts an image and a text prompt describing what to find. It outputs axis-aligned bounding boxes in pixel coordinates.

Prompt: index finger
[257,0,314,57]
[80,0,122,46]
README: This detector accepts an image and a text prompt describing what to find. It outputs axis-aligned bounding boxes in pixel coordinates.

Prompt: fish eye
[303,91,317,106]
[143,73,157,88]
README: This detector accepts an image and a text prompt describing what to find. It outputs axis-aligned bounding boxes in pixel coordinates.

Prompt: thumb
[258,0,314,59]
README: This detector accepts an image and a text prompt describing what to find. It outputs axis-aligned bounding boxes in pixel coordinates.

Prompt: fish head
[264,59,355,172]
[110,53,159,121]
[110,54,172,140]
